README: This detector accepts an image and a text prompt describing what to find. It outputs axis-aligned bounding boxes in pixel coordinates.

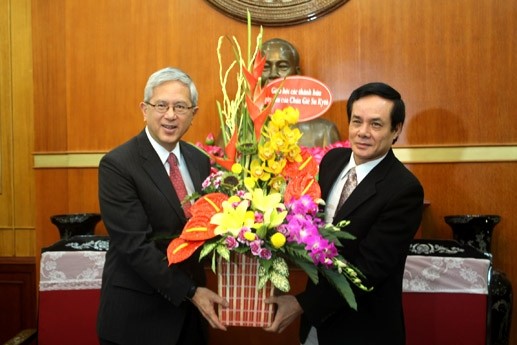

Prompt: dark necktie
[167,153,191,218]
[337,167,357,209]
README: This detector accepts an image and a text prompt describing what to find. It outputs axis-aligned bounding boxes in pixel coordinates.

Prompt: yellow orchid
[269,131,288,152]
[258,141,276,161]
[249,159,271,182]
[286,145,303,163]
[265,158,286,175]
[269,109,288,129]
[282,106,300,124]
[268,175,286,193]
[282,126,303,147]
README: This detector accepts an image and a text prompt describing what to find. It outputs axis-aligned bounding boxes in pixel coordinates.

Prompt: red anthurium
[180,215,216,241]
[190,193,229,218]
[167,238,205,265]
[284,173,321,204]
[283,150,319,180]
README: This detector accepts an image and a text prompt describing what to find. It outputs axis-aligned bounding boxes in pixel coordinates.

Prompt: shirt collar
[341,152,388,184]
[145,126,182,166]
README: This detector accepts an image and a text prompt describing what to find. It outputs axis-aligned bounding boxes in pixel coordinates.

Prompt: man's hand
[263,295,303,333]
[190,287,229,331]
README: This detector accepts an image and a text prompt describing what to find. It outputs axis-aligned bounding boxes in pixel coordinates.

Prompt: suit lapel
[136,131,186,220]
[180,144,204,191]
[334,150,397,220]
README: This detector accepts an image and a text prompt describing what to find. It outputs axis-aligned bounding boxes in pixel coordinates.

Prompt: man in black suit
[265,82,424,345]
[97,67,228,345]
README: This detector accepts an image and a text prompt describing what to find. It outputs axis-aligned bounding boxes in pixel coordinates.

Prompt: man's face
[261,42,299,85]
[140,80,197,152]
[348,95,401,165]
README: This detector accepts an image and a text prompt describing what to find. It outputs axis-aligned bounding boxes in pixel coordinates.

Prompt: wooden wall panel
[0,0,14,232]
[0,0,35,257]
[29,0,517,343]
[32,0,517,153]
[31,0,68,152]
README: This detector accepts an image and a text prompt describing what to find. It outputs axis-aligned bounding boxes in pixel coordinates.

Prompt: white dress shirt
[325,153,387,223]
[145,127,195,197]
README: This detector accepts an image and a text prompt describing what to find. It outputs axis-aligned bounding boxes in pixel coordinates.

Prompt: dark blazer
[297,148,424,345]
[96,130,211,345]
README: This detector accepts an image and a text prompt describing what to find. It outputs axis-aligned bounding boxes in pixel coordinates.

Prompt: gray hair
[143,67,198,106]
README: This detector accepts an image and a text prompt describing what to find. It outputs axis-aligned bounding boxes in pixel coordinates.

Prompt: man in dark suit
[97,67,228,345]
[265,82,424,345]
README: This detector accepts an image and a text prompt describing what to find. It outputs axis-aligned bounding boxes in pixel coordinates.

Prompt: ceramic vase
[445,214,512,345]
[50,213,101,240]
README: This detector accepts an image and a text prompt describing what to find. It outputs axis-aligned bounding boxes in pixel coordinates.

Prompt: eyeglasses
[145,101,195,115]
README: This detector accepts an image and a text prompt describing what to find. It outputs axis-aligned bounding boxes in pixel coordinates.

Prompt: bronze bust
[261,38,341,147]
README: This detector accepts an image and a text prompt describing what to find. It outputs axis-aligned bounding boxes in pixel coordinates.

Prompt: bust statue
[261,38,341,147]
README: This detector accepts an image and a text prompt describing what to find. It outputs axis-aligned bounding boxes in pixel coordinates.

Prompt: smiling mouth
[163,124,177,131]
[355,142,370,148]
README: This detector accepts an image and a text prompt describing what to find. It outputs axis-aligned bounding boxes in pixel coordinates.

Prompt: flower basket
[217,253,275,327]
[166,13,372,323]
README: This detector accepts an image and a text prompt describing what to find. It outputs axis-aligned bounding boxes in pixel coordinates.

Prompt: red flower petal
[167,238,205,265]
[180,215,216,241]
[284,173,321,204]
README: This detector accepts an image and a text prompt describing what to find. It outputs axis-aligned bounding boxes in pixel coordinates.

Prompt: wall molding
[33,145,517,168]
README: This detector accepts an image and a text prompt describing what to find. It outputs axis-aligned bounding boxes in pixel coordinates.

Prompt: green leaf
[272,257,289,276]
[259,257,273,272]
[289,256,319,285]
[271,271,290,292]
[216,244,230,261]
[320,269,357,310]
[199,241,218,261]
[257,274,269,290]
[255,224,268,239]
[210,251,217,273]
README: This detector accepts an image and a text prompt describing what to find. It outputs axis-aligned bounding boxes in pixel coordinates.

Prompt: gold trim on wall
[33,145,517,168]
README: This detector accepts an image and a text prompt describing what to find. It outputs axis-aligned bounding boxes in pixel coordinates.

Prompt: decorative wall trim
[33,145,517,168]
[34,153,106,168]
[204,0,350,27]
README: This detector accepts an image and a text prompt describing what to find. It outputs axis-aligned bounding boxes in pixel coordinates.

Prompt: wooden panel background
[0,0,35,257]
[0,0,514,343]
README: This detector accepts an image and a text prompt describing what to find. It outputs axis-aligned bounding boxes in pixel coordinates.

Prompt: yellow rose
[270,232,286,249]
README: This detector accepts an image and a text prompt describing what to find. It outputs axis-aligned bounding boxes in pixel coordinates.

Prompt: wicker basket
[217,253,275,327]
